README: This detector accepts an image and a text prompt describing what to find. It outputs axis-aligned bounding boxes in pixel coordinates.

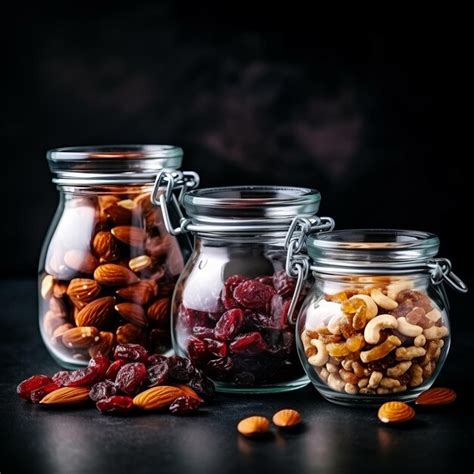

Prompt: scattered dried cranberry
[114,343,149,363]
[30,382,61,403]
[168,356,195,382]
[230,332,267,355]
[52,371,71,387]
[222,275,248,309]
[64,368,98,387]
[105,360,125,380]
[214,308,245,341]
[233,280,275,311]
[96,395,134,414]
[88,355,110,381]
[115,362,147,394]
[89,380,117,402]
[169,396,201,415]
[147,361,169,387]
[17,375,52,401]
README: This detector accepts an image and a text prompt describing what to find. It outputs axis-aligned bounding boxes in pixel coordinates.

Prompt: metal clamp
[428,258,468,293]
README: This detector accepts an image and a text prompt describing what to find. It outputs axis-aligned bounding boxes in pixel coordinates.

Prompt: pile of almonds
[17,344,214,415]
[40,191,184,365]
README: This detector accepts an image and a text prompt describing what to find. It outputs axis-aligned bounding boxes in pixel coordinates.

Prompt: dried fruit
[96,395,135,414]
[52,370,71,386]
[222,275,248,309]
[114,343,149,363]
[17,375,52,401]
[147,361,170,387]
[30,382,61,403]
[214,308,245,341]
[94,264,139,287]
[272,408,301,428]
[75,296,115,327]
[415,387,457,406]
[133,386,185,410]
[40,387,90,405]
[169,396,201,415]
[230,332,267,355]
[273,270,296,298]
[378,401,415,423]
[188,369,215,398]
[116,280,157,305]
[172,384,204,403]
[115,362,147,394]
[168,356,195,382]
[111,226,147,247]
[233,280,275,311]
[115,302,148,327]
[105,360,126,380]
[237,416,270,436]
[89,380,118,402]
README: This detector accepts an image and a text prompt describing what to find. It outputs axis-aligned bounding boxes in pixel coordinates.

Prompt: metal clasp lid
[428,258,468,293]
[285,216,335,324]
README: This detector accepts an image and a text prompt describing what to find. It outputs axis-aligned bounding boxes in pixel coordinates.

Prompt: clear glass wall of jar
[162,185,334,393]
[294,229,467,406]
[39,145,198,368]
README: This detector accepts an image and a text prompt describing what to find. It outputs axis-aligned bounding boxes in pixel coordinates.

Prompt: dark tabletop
[1,280,472,474]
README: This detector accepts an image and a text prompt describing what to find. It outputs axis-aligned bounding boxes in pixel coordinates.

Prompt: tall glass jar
[158,184,334,393]
[290,228,467,406]
[39,145,199,368]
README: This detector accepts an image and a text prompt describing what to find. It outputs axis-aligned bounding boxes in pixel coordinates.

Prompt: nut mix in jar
[39,145,198,368]
[292,229,467,405]
[158,185,334,393]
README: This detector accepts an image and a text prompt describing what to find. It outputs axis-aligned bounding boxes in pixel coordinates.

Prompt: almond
[272,409,301,428]
[93,231,120,262]
[172,384,204,403]
[53,281,69,298]
[415,387,457,406]
[147,298,170,324]
[115,302,148,328]
[116,280,158,305]
[62,326,100,349]
[75,296,116,327]
[52,323,74,344]
[104,202,133,225]
[129,255,152,272]
[378,401,415,423]
[43,310,66,337]
[41,274,55,299]
[67,278,101,308]
[40,386,90,405]
[89,331,115,358]
[237,416,270,437]
[94,263,139,286]
[111,226,147,247]
[48,297,67,317]
[64,249,99,274]
[133,386,185,410]
[145,235,171,258]
[116,323,144,344]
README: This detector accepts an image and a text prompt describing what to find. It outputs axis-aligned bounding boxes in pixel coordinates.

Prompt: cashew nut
[360,335,401,363]
[341,358,353,371]
[327,373,345,392]
[363,314,398,344]
[423,326,449,340]
[352,361,369,378]
[306,301,343,330]
[380,377,401,389]
[386,280,413,301]
[414,334,426,347]
[368,371,383,389]
[358,377,369,388]
[397,317,423,337]
[301,330,312,351]
[307,339,329,367]
[328,315,344,335]
[387,361,412,377]
[349,294,378,319]
[326,362,339,373]
[339,369,359,385]
[395,346,426,361]
[359,387,375,395]
[319,367,329,381]
[370,288,398,310]
[344,383,358,394]
[425,308,442,323]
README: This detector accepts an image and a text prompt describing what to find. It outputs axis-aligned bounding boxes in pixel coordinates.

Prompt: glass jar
[290,228,467,406]
[158,184,334,393]
[39,145,199,368]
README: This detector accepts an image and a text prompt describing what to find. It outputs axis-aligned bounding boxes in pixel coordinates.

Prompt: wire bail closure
[428,258,468,293]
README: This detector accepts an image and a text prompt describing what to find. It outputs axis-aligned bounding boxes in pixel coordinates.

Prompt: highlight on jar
[38,145,199,368]
[157,184,334,393]
[291,229,467,406]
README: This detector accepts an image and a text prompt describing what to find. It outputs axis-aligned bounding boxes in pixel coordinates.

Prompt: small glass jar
[291,228,467,406]
[39,145,199,368]
[159,185,334,393]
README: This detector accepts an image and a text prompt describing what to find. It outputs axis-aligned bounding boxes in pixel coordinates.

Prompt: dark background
[3,3,471,294]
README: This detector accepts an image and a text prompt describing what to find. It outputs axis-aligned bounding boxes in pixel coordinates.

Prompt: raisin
[205,357,234,380]
[96,395,134,414]
[115,362,147,394]
[230,332,267,355]
[88,355,110,381]
[272,270,296,298]
[114,343,149,363]
[233,280,276,311]
[30,382,61,404]
[89,380,117,402]
[65,368,98,387]
[188,369,215,398]
[168,356,195,382]
[17,375,52,401]
[51,371,71,387]
[204,338,228,358]
[214,308,245,341]
[169,396,201,415]
[105,360,125,380]
[193,326,215,339]
[222,275,248,309]
[187,336,208,362]
[147,360,170,387]
[147,354,168,367]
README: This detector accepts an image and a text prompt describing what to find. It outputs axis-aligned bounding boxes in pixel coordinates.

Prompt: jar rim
[47,145,183,185]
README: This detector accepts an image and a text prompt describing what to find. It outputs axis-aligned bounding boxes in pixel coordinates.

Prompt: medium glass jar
[291,228,467,406]
[158,185,334,393]
[39,145,199,368]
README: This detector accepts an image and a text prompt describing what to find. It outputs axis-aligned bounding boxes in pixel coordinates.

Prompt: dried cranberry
[177,305,210,330]
[89,380,117,402]
[169,396,201,415]
[17,375,52,401]
[257,276,274,286]
[114,343,149,363]
[105,360,125,380]
[187,336,208,362]
[115,362,147,394]
[52,371,71,387]
[230,332,267,355]
[233,280,275,311]
[65,368,98,387]
[193,326,215,339]
[189,369,215,398]
[272,270,296,297]
[214,308,245,341]
[30,382,61,403]
[205,357,233,380]
[222,275,248,309]
[88,355,110,381]
[204,338,228,358]
[147,354,168,366]
[168,356,195,382]
[246,311,274,330]
[96,395,134,414]
[270,294,291,328]
[147,360,169,387]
